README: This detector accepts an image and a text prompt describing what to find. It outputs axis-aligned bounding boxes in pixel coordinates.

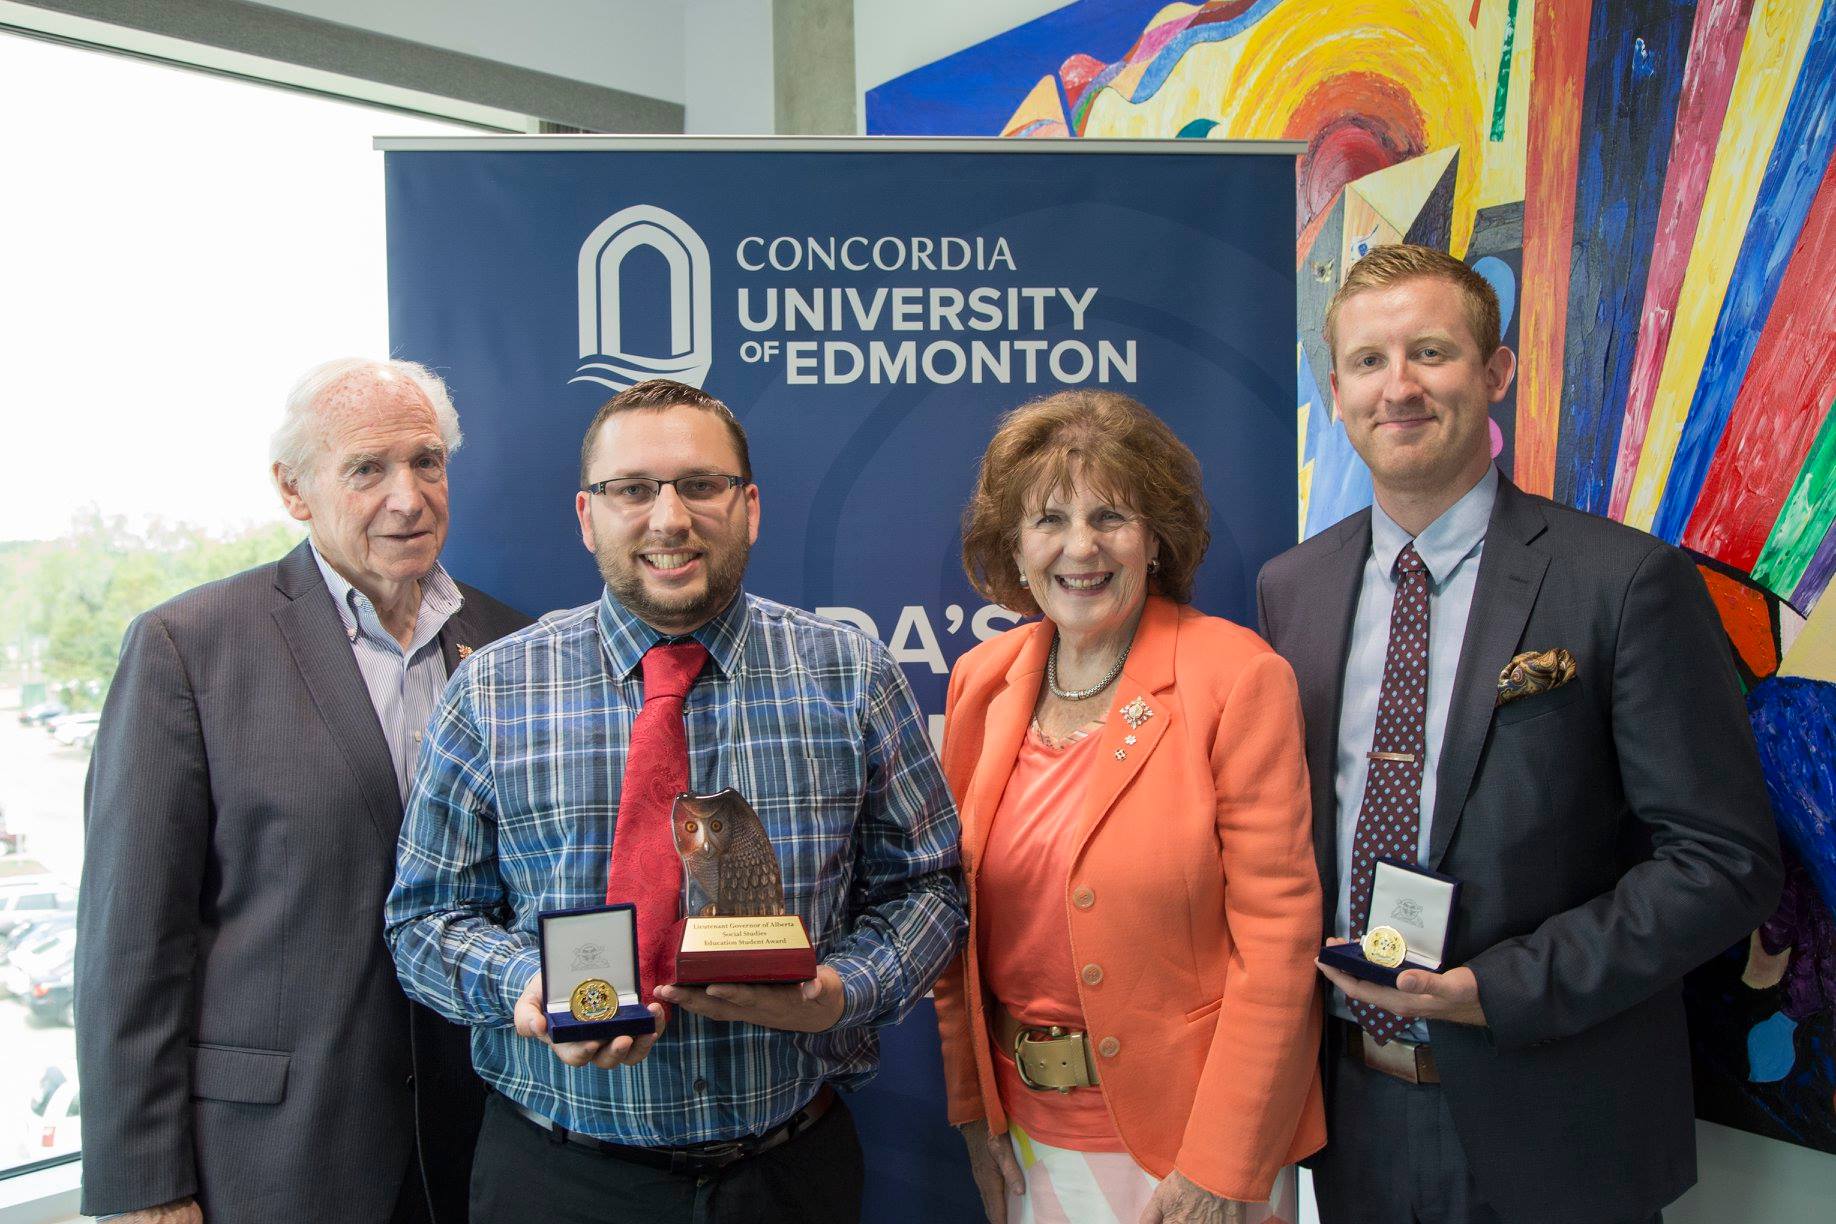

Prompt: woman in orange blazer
[936,391,1324,1224]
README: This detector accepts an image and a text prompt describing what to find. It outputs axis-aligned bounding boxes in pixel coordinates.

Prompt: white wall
[1672,1120,1836,1222]
[683,0,774,133]
[255,0,687,102]
[252,1,1078,134]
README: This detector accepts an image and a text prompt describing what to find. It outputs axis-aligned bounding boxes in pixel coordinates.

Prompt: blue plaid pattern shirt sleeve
[387,674,542,1024]
[824,642,965,1029]
[385,589,966,1144]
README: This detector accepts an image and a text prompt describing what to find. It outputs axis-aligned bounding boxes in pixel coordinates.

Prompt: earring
[1018,575,1030,587]
[1148,558,1161,574]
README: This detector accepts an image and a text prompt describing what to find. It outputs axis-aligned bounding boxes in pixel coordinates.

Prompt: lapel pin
[1120,697,1154,729]
[456,643,473,661]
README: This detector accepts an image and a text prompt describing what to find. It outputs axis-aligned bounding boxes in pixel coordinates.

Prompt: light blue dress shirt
[1330,466,1498,1033]
[311,544,460,803]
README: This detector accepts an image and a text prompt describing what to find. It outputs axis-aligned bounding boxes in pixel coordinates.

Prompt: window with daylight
[0,26,475,1187]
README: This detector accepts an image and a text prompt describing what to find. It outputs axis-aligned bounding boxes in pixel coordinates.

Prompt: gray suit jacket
[76,541,529,1223]
[1257,476,1781,1223]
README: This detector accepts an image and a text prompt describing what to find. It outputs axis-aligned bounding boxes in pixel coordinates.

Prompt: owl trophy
[667,789,816,985]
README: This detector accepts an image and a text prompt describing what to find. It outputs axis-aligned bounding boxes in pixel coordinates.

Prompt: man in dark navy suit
[1258,245,1780,1224]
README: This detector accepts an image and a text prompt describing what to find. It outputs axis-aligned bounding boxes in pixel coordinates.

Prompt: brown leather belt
[503,1084,834,1172]
[1333,1017,1439,1084]
[992,1002,1101,1092]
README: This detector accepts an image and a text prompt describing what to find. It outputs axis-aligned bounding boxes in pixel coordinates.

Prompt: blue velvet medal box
[1319,858,1461,987]
[538,902,655,1043]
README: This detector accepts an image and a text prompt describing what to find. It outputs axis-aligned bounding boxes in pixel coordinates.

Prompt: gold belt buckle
[1012,1024,1079,1094]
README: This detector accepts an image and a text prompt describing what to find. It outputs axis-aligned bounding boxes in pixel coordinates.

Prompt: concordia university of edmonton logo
[572,204,712,391]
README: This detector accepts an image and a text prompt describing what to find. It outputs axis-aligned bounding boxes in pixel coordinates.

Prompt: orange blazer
[934,596,1325,1201]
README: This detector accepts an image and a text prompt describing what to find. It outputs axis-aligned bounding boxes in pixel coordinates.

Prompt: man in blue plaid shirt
[386,379,965,1223]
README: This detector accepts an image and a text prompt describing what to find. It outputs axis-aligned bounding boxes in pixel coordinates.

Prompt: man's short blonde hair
[1324,244,1503,362]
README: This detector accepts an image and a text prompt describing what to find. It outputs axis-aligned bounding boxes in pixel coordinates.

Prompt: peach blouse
[977,721,1121,1151]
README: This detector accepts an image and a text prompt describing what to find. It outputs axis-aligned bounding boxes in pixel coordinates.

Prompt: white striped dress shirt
[311,544,462,803]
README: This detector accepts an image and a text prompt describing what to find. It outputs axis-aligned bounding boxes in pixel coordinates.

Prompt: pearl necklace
[1047,625,1136,702]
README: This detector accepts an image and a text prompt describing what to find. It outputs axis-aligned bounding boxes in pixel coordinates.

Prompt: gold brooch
[1120,697,1154,729]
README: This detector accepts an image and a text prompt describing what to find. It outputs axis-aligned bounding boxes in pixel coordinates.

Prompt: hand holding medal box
[1319,857,1461,987]
[536,903,658,1042]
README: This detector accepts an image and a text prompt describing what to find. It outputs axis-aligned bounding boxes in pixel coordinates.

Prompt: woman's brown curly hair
[961,390,1211,615]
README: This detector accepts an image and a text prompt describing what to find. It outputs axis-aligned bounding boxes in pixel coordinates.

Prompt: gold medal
[570,978,617,1021]
[1361,925,1408,969]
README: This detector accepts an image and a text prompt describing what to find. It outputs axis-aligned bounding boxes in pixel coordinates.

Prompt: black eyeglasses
[582,473,748,510]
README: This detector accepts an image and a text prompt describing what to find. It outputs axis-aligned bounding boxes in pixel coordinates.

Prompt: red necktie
[1348,543,1430,1045]
[608,640,709,1003]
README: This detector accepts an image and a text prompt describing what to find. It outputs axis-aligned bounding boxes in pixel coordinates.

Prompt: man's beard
[597,532,750,633]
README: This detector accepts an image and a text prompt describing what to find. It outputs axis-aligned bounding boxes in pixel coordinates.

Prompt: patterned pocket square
[1496,648,1577,707]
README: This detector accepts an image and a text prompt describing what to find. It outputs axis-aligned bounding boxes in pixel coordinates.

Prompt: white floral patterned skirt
[1005,1122,1298,1224]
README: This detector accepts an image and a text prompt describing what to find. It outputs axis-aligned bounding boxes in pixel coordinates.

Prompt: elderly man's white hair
[270,357,463,486]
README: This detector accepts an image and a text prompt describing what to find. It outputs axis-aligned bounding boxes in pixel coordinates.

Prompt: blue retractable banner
[382,137,1296,1220]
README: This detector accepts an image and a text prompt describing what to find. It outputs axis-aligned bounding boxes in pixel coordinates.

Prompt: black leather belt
[503,1086,834,1173]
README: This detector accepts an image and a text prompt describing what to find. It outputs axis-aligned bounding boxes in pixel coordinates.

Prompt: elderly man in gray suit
[1257,244,1781,1224]
[76,359,529,1224]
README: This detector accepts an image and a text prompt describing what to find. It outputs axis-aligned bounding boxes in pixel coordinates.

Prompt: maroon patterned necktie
[608,640,709,1004]
[1348,542,1430,1045]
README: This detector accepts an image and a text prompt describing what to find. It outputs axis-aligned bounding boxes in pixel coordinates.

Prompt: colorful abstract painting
[869,0,1836,1154]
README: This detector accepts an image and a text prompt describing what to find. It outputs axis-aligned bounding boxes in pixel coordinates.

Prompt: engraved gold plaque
[570,977,617,1021]
[676,914,811,954]
[1361,926,1408,969]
